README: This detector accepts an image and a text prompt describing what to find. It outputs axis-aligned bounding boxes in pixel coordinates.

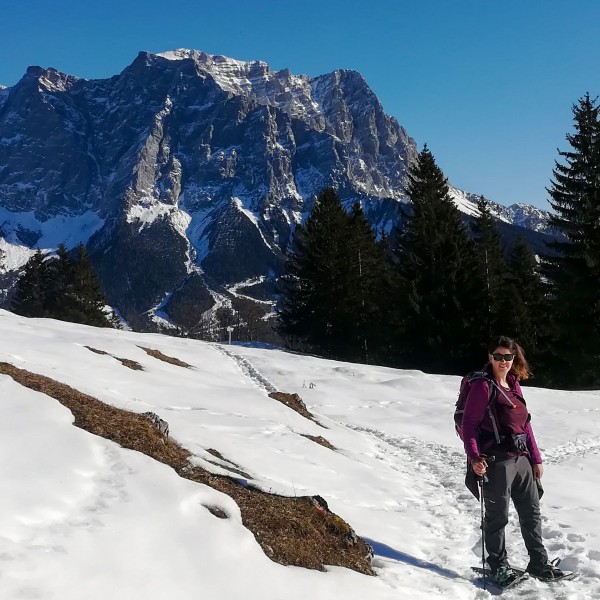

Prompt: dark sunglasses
[491,353,515,362]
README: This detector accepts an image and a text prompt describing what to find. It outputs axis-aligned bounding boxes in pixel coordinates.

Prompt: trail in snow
[9,312,600,600]
[218,345,600,599]
[542,437,600,465]
[214,344,278,394]
[344,425,598,599]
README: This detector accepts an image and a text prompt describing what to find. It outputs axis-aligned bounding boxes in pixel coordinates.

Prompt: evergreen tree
[470,196,510,339]
[279,188,352,357]
[11,250,48,317]
[44,243,74,320]
[505,236,548,376]
[279,190,392,362]
[543,94,600,386]
[69,243,113,327]
[393,145,483,373]
[11,243,114,328]
[343,202,392,363]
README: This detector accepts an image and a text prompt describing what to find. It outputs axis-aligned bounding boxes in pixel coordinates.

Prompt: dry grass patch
[85,346,109,356]
[0,362,373,575]
[268,392,324,427]
[302,434,335,450]
[138,346,191,368]
[118,358,144,371]
[84,346,143,371]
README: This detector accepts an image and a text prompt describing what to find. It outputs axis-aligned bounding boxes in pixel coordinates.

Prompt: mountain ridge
[0,49,555,331]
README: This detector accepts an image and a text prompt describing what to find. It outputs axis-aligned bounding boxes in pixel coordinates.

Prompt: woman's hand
[532,463,544,479]
[471,456,488,476]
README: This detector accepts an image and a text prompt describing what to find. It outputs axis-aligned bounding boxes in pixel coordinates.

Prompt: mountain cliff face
[0,49,553,330]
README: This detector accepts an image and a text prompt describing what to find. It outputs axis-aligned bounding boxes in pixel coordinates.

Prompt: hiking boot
[526,558,565,579]
[491,565,521,587]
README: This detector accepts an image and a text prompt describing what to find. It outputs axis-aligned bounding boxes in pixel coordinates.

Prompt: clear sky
[1,0,598,209]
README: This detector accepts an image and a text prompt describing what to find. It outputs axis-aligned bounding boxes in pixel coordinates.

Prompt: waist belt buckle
[511,433,528,453]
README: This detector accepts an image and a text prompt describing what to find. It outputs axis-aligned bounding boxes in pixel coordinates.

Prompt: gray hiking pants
[483,455,548,570]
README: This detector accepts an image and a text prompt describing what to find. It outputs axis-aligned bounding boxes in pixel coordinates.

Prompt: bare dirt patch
[0,362,373,575]
[138,346,191,368]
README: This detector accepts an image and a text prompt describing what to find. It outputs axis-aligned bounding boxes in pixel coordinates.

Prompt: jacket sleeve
[514,381,543,464]
[462,379,490,462]
[524,421,543,464]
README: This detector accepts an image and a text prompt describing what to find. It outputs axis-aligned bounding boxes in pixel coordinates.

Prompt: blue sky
[2,0,598,209]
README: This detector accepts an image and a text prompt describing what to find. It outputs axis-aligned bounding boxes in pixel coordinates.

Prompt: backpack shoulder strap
[471,372,502,445]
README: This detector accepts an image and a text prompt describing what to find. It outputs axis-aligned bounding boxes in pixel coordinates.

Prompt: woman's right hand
[471,456,488,476]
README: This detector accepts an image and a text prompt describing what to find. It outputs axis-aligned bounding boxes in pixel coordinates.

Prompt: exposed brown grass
[84,346,143,371]
[138,346,191,368]
[85,346,109,356]
[0,362,373,575]
[269,392,324,426]
[302,434,335,450]
[118,358,144,371]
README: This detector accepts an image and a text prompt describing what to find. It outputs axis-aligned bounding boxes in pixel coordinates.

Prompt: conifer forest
[10,95,600,389]
[279,95,600,390]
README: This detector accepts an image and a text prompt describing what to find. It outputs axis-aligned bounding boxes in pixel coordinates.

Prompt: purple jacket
[462,371,543,464]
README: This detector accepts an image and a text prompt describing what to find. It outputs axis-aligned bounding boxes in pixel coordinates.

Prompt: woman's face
[489,346,515,379]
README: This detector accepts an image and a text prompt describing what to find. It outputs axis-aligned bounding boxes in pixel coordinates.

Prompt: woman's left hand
[532,464,544,479]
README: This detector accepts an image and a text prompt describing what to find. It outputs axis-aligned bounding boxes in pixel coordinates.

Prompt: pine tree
[393,146,483,373]
[543,94,600,386]
[279,188,352,357]
[44,243,74,320]
[69,243,113,327]
[470,195,510,339]
[505,237,548,371]
[11,250,48,317]
[343,202,392,363]
[11,243,114,328]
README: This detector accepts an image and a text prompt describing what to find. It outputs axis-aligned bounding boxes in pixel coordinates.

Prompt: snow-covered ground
[0,309,598,600]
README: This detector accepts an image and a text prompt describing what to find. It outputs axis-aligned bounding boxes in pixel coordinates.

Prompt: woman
[462,335,564,587]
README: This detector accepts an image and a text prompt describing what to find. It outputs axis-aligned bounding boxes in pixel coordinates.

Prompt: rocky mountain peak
[0,49,554,331]
[22,65,80,92]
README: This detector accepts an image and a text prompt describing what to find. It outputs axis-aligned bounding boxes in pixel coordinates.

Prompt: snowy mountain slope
[0,310,598,599]
[0,50,555,330]
[448,186,554,234]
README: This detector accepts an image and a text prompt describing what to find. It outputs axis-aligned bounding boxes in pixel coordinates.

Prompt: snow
[126,201,191,235]
[227,276,274,305]
[0,309,598,599]
[232,196,279,252]
[447,186,485,219]
[153,50,321,121]
[0,208,105,270]
[0,236,32,272]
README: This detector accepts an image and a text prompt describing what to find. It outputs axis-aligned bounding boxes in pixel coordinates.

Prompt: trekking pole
[477,456,494,591]
[478,474,487,590]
